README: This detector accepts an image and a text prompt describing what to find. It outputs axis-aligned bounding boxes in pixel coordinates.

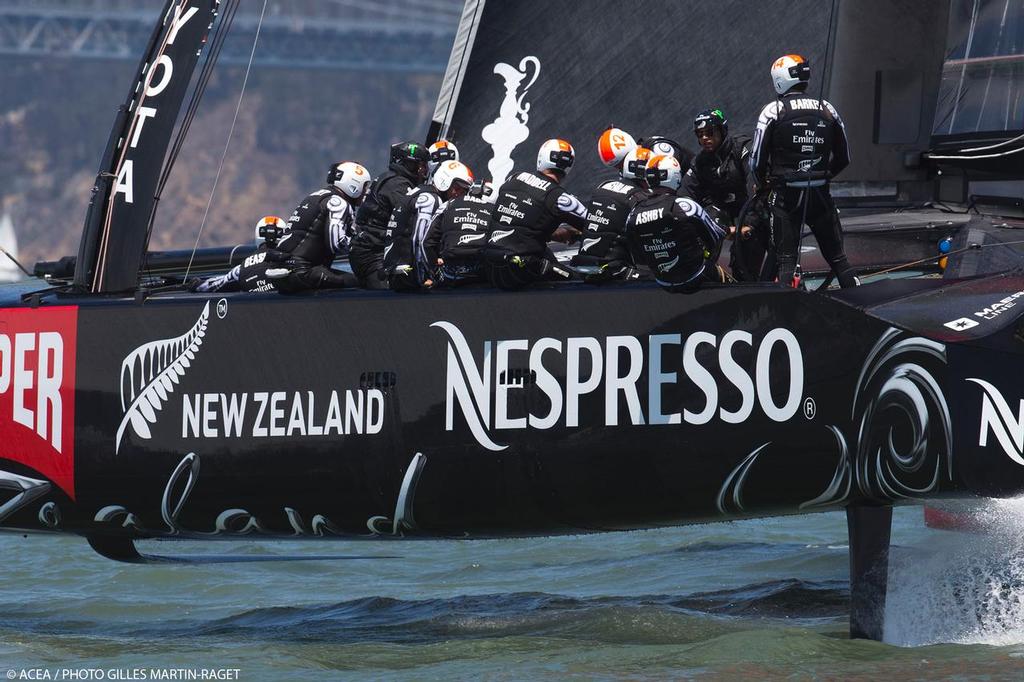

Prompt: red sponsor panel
[0,306,77,499]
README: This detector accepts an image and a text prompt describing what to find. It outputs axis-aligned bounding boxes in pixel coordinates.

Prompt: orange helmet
[597,127,637,167]
[771,54,810,95]
[645,154,683,191]
[537,138,576,175]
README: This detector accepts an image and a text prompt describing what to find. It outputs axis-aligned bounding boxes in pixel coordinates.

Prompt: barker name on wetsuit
[626,154,729,294]
[383,160,475,291]
[350,141,430,289]
[750,54,856,288]
[573,127,650,282]
[193,215,289,293]
[270,161,371,293]
[422,180,494,287]
[683,108,766,282]
[481,138,589,291]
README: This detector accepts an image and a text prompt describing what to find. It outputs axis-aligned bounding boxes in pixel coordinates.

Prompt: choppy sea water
[4,503,1024,680]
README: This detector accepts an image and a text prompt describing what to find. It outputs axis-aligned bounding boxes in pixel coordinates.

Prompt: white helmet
[597,127,637,167]
[621,146,653,182]
[771,54,810,95]
[428,139,459,175]
[432,160,474,193]
[537,138,576,175]
[327,161,372,201]
[645,154,683,191]
[254,215,288,246]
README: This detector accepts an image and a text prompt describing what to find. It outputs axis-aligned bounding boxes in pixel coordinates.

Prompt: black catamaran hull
[2,280,1023,541]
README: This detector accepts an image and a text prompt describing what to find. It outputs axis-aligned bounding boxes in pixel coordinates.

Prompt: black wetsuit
[423,193,493,285]
[683,134,767,281]
[573,178,648,267]
[625,188,727,293]
[194,243,278,294]
[382,185,444,291]
[750,93,854,287]
[481,170,588,290]
[271,187,357,293]
[351,165,420,289]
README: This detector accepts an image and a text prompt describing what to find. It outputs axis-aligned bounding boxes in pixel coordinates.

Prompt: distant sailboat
[0,213,21,283]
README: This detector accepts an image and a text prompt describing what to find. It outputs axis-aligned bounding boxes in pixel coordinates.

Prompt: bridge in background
[0,0,463,71]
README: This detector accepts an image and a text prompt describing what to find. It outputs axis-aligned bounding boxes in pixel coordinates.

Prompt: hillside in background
[0,57,441,266]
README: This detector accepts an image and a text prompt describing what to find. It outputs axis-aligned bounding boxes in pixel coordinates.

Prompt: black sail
[75,0,219,293]
[429,0,951,193]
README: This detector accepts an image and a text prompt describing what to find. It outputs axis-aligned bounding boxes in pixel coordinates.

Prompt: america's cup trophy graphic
[481,56,541,192]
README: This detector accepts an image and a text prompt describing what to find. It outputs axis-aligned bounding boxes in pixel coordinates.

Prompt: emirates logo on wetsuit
[0,306,78,499]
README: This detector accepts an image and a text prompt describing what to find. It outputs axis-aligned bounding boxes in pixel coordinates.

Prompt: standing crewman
[750,54,856,288]
[383,160,475,291]
[573,127,649,282]
[350,142,430,288]
[481,138,589,290]
[683,109,766,281]
[626,155,729,293]
[270,161,371,293]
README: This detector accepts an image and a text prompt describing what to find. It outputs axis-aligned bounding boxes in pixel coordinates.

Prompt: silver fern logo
[115,302,211,454]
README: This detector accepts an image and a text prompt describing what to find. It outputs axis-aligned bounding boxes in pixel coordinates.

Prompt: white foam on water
[885,498,1024,647]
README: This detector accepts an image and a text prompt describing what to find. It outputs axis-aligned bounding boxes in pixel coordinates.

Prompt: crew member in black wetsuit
[350,141,430,288]
[573,128,649,282]
[423,180,494,287]
[683,108,766,282]
[193,215,289,293]
[750,54,856,288]
[270,161,371,293]
[481,138,589,290]
[383,160,475,291]
[625,154,728,294]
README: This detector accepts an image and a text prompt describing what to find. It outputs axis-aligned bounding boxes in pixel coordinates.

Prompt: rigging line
[0,246,32,278]
[159,0,240,196]
[184,0,268,281]
[146,0,239,285]
[859,239,1024,281]
[94,0,181,291]
[954,130,1024,153]
[926,144,1024,160]
[793,0,838,281]
[949,0,982,134]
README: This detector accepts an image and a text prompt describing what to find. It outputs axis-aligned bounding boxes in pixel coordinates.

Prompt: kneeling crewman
[193,215,288,293]
[423,180,494,287]
[271,161,371,293]
[626,155,729,293]
[575,129,652,282]
[481,138,589,290]
[383,160,475,291]
[350,142,430,288]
